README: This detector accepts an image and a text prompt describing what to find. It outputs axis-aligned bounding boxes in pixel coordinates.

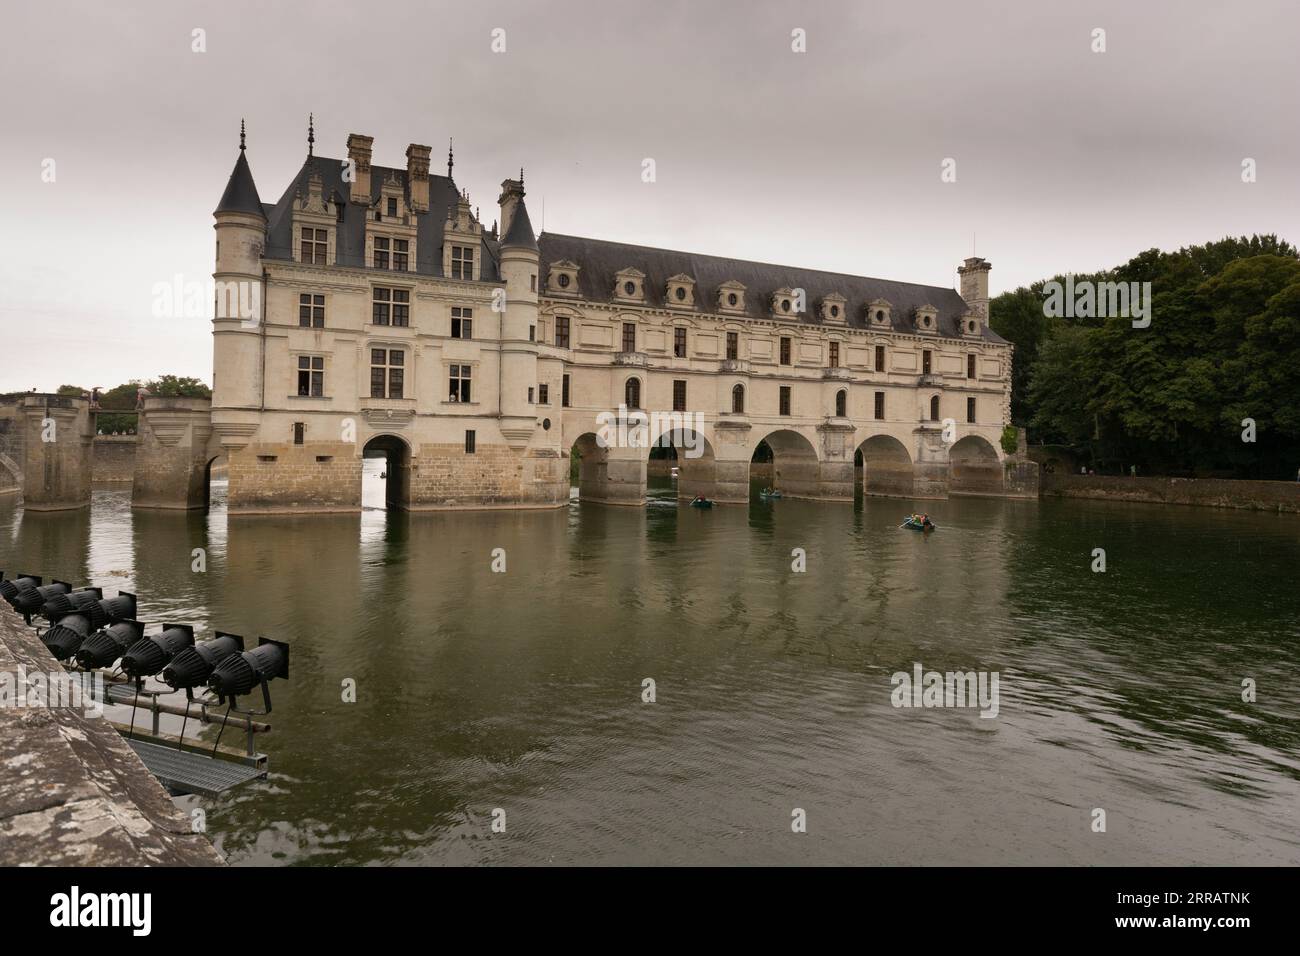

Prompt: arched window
[732,384,745,414]
[929,395,940,421]
[835,389,847,417]
[625,377,641,409]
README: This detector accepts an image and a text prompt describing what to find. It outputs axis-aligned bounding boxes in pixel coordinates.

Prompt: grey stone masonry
[0,615,224,866]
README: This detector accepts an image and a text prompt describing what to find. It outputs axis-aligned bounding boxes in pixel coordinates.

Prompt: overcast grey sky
[1,0,1296,392]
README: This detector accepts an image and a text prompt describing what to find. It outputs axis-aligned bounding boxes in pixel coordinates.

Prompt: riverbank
[1040,473,1300,513]
[0,614,224,866]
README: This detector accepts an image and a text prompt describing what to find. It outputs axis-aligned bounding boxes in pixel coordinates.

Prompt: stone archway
[650,426,718,502]
[362,434,411,510]
[857,434,913,497]
[949,434,1003,496]
[751,428,820,498]
[0,453,22,498]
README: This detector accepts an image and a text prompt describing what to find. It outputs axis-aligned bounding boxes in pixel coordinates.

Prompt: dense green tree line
[991,235,1300,479]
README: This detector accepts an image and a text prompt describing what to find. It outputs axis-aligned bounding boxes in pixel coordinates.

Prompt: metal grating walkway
[126,739,265,798]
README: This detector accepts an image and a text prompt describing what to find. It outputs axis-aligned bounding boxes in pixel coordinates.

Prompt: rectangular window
[392,289,409,327]
[370,349,404,399]
[528,386,534,404]
[922,350,932,375]
[562,373,570,407]
[967,354,976,379]
[449,364,471,403]
[967,396,976,423]
[297,356,323,397]
[875,345,885,372]
[387,197,398,217]
[779,386,791,416]
[555,316,570,349]
[673,379,686,412]
[293,422,304,445]
[393,238,409,272]
[300,227,327,264]
[529,325,535,342]
[726,332,738,361]
[298,293,325,328]
[829,342,840,368]
[874,391,885,420]
[622,322,636,352]
[780,337,791,365]
[539,383,549,405]
[373,236,390,270]
[674,328,687,358]
[451,245,474,280]
[451,306,473,339]
[465,430,476,454]
[373,288,409,327]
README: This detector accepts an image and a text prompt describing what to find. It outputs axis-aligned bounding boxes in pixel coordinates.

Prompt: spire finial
[308,113,315,157]
[240,118,246,151]
[447,137,454,177]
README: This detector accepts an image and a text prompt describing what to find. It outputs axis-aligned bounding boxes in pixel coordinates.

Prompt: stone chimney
[958,257,992,326]
[346,133,374,205]
[406,144,431,213]
[498,176,525,242]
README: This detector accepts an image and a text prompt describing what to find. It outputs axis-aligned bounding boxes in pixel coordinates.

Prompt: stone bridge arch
[0,453,22,498]
[857,434,913,497]
[949,434,1004,496]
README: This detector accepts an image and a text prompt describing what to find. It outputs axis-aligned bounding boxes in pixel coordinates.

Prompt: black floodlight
[41,592,136,661]
[11,579,72,615]
[207,638,290,700]
[41,586,104,621]
[162,631,244,689]
[120,623,195,679]
[74,620,144,669]
[0,572,40,604]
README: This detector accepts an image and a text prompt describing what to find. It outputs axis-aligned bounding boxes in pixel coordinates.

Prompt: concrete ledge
[1041,473,1300,513]
[0,616,224,866]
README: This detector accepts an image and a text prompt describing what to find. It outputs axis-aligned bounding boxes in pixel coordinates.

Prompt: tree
[145,375,211,399]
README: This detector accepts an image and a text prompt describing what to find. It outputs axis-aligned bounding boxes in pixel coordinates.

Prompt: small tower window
[732,384,745,414]
[625,377,641,409]
[930,395,940,421]
[835,390,847,417]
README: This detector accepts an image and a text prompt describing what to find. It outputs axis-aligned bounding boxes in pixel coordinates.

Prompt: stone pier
[19,394,95,512]
[132,397,215,510]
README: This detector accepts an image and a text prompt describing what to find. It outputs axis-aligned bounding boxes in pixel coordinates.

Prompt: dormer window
[960,312,981,337]
[666,274,696,309]
[914,304,939,334]
[718,280,746,314]
[547,259,581,295]
[820,293,848,325]
[868,298,892,328]
[451,245,475,280]
[613,268,646,302]
[771,287,799,318]
[387,197,397,218]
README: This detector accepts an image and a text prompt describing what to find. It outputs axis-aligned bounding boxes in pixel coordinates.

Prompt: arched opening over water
[857,435,913,498]
[751,428,819,498]
[363,435,411,510]
[570,432,609,502]
[203,453,229,511]
[949,434,1003,496]
[650,427,715,501]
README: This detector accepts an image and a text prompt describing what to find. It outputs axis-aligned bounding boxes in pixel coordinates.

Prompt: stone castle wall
[1041,473,1300,513]
[93,435,136,483]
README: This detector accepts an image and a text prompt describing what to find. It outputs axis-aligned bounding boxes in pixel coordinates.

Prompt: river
[2,471,1297,865]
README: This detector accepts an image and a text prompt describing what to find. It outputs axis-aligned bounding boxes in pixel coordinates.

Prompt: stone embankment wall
[1041,473,1300,513]
[93,435,136,483]
[0,616,224,865]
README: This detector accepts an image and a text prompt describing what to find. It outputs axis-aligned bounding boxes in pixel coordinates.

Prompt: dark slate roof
[500,198,538,250]
[261,155,500,281]
[214,151,265,217]
[537,233,1006,342]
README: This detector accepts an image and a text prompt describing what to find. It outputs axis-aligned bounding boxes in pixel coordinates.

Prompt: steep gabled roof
[260,155,500,281]
[536,233,1005,342]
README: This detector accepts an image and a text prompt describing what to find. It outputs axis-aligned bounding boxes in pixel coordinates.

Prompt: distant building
[210,124,1023,512]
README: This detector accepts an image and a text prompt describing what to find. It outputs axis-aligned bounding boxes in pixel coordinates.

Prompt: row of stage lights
[0,571,288,703]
